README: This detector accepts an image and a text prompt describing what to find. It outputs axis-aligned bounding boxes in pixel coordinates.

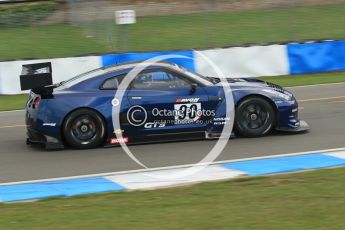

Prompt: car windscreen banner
[20,62,53,91]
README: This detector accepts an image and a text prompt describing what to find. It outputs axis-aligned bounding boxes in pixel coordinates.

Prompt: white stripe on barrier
[0,65,3,95]
[194,45,289,78]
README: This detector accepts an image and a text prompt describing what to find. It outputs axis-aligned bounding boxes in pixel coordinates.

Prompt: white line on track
[1,147,345,186]
[0,109,24,114]
[299,95,345,102]
[0,124,26,129]
[286,81,345,89]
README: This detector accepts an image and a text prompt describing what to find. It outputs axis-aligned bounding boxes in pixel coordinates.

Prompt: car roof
[62,61,181,87]
[100,60,179,73]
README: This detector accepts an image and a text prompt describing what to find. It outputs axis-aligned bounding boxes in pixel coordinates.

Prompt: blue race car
[23,61,309,149]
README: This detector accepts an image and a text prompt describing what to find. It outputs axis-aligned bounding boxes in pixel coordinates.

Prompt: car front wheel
[235,97,275,137]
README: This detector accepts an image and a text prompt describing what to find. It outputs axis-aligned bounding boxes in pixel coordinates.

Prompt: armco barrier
[288,40,345,74]
[0,40,344,95]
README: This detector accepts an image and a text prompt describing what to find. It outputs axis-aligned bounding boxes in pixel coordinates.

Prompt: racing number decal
[174,103,201,123]
[177,104,198,120]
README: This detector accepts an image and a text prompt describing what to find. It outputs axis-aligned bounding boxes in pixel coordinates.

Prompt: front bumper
[276,120,310,133]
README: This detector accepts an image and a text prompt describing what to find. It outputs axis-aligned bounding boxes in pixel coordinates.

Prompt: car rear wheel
[235,97,275,137]
[63,109,106,149]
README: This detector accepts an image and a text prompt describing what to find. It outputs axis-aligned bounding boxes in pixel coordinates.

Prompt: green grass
[0,24,108,60]
[126,4,345,52]
[0,71,344,111]
[1,167,345,229]
[0,4,344,60]
[260,71,345,87]
[0,94,28,111]
[0,1,59,28]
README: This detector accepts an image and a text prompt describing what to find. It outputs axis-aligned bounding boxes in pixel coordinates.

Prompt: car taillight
[33,97,41,109]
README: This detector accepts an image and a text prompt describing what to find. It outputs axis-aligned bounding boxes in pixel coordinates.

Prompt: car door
[126,68,213,136]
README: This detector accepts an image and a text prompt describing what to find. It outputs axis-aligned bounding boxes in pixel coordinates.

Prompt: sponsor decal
[144,122,166,129]
[42,123,56,127]
[110,137,128,144]
[213,117,230,121]
[113,129,124,134]
[176,98,200,103]
[213,117,230,125]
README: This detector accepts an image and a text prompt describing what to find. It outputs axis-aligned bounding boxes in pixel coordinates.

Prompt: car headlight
[263,89,292,100]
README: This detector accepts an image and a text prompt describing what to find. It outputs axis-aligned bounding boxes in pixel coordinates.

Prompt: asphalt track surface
[0,83,344,183]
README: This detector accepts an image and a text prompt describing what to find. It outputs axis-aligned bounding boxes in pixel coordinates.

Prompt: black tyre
[63,109,106,149]
[235,97,275,137]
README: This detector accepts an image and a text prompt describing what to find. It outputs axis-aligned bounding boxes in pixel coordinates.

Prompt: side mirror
[190,83,198,94]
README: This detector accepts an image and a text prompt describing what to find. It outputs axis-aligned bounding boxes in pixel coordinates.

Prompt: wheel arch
[235,94,279,127]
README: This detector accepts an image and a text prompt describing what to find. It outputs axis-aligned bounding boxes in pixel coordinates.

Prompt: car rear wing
[20,62,53,91]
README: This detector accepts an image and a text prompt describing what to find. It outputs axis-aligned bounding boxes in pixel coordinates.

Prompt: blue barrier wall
[1,40,344,94]
[288,40,345,74]
[101,50,195,71]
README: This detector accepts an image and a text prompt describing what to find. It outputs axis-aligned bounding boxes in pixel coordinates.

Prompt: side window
[101,75,124,90]
[131,70,192,89]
